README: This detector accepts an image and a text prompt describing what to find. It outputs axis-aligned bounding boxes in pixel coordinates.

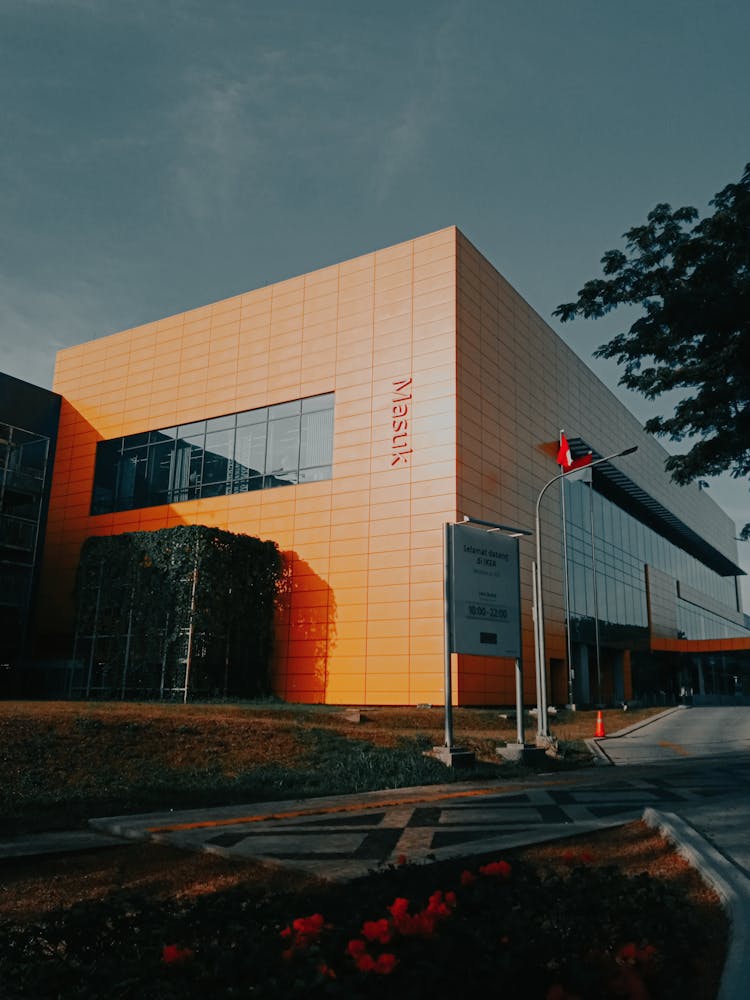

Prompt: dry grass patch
[0,701,665,835]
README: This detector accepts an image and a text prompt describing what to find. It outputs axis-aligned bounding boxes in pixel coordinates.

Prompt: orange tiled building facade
[37,228,748,705]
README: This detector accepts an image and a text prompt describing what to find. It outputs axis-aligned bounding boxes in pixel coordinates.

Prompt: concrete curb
[643,807,750,1000]
[585,706,687,765]
[0,829,128,860]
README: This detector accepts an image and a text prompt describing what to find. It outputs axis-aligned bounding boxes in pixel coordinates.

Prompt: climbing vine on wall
[72,525,282,700]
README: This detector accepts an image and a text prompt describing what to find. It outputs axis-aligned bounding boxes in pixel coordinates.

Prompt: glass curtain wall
[0,423,51,668]
[563,479,743,645]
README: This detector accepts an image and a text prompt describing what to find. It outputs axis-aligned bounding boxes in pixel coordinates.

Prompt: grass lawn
[0,700,726,998]
[0,700,662,834]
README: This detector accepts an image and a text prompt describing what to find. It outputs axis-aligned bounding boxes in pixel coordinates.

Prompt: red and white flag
[557,432,592,473]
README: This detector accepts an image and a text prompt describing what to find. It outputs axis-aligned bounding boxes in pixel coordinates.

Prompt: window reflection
[91,393,334,515]
[564,479,739,641]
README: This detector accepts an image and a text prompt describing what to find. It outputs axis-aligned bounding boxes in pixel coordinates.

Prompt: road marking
[147,779,577,834]
[658,740,690,756]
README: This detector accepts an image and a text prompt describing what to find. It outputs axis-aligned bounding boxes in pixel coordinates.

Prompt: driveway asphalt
[2,706,749,998]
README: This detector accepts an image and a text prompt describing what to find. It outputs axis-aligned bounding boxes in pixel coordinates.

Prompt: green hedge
[72,526,282,700]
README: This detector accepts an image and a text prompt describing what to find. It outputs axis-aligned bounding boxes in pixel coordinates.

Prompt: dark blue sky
[2,0,748,582]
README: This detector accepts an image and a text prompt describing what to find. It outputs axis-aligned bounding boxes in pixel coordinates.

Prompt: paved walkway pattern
[91,759,750,881]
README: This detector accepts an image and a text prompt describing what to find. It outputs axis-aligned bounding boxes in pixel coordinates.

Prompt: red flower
[347,938,368,958]
[362,918,391,944]
[618,942,638,964]
[425,890,454,919]
[318,962,336,979]
[617,942,658,967]
[293,913,325,937]
[397,854,407,866]
[460,869,476,886]
[479,859,512,878]
[355,952,377,973]
[375,953,398,975]
[281,912,328,955]
[394,910,436,937]
[388,897,410,919]
[161,944,194,965]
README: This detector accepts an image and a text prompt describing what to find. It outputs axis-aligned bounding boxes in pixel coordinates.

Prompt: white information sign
[448,523,521,658]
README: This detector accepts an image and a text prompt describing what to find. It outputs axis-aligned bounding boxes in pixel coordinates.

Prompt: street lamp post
[533,445,638,743]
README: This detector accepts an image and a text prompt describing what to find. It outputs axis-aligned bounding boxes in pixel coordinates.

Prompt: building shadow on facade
[275,551,337,703]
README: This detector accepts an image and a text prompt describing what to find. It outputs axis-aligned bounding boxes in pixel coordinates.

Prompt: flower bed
[0,834,725,999]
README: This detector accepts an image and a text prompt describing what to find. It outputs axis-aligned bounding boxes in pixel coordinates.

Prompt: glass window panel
[234,421,267,481]
[232,475,263,493]
[266,415,300,478]
[606,575,619,625]
[16,437,47,477]
[300,408,334,469]
[122,431,150,449]
[302,393,334,413]
[264,473,296,489]
[115,446,148,509]
[203,427,234,484]
[593,495,604,541]
[200,481,229,498]
[147,440,175,503]
[573,562,587,616]
[0,516,35,551]
[0,445,7,469]
[2,487,41,520]
[236,406,268,427]
[10,428,36,447]
[299,466,331,483]
[270,400,301,419]
[170,440,203,501]
[150,427,177,442]
[91,439,121,515]
[177,420,206,440]
[206,413,236,432]
[188,447,204,497]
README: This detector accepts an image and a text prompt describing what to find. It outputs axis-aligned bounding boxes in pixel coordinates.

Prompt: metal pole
[85,558,104,698]
[515,659,524,744]
[183,559,199,705]
[531,560,546,739]
[534,514,550,741]
[560,474,575,708]
[443,522,454,749]
[588,481,602,704]
[120,596,134,700]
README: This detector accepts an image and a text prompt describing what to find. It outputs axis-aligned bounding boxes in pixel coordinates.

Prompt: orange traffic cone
[594,710,606,738]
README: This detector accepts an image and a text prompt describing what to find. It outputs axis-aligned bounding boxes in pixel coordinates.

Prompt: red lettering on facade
[391,377,412,466]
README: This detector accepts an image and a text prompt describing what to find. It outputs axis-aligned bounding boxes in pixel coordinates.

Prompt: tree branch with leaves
[554,162,750,538]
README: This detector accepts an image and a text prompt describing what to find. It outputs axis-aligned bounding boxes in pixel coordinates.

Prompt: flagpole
[588,479,603,704]
[559,431,575,709]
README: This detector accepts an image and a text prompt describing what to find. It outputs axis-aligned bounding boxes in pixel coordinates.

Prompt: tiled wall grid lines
[43,229,466,705]
[40,226,742,706]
